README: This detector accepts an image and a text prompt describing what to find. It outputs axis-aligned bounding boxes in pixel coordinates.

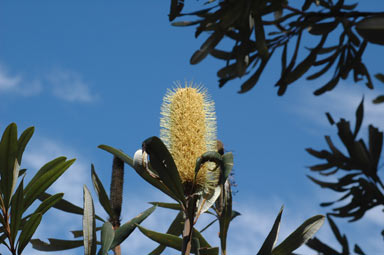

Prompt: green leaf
[38,192,104,222]
[33,192,63,216]
[221,152,233,183]
[110,205,156,249]
[143,136,185,203]
[25,156,66,188]
[30,238,84,251]
[272,215,325,255]
[98,145,133,167]
[199,247,219,255]
[91,164,114,218]
[71,227,102,238]
[149,202,181,210]
[10,179,24,243]
[138,225,183,251]
[99,222,115,255]
[10,159,20,202]
[17,213,42,254]
[193,228,211,248]
[149,211,184,255]
[196,186,221,215]
[356,16,384,45]
[24,158,75,210]
[138,225,215,254]
[0,123,18,207]
[258,206,284,255]
[17,126,34,164]
[83,185,97,255]
[195,151,222,177]
[133,149,181,201]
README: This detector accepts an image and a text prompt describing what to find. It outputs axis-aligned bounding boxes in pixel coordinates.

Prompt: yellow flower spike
[160,82,219,192]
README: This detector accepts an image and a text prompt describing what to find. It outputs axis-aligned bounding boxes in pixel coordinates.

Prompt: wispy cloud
[290,80,384,130]
[47,69,98,103]
[0,62,97,103]
[0,65,42,96]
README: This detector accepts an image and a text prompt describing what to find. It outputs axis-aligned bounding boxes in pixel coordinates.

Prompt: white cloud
[290,80,384,130]
[47,69,98,103]
[0,65,42,96]
[0,65,21,90]
[0,62,97,102]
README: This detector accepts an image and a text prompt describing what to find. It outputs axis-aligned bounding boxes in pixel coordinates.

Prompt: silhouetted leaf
[353,97,364,138]
[356,16,384,45]
[309,21,339,35]
[190,32,224,64]
[372,95,384,104]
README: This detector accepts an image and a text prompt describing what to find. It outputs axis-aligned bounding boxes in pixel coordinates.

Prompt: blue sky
[1,1,384,254]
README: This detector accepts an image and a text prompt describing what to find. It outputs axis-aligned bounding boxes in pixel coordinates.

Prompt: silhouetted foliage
[306,97,384,253]
[307,214,366,255]
[169,0,384,95]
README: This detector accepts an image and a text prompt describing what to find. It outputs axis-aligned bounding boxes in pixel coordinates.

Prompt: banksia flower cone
[160,82,219,192]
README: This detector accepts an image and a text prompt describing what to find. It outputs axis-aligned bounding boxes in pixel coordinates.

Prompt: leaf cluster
[307,215,366,255]
[0,123,75,255]
[169,0,384,95]
[307,98,384,223]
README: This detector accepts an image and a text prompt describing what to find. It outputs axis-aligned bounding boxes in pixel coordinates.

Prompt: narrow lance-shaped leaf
[258,206,284,255]
[23,158,75,210]
[272,215,325,255]
[10,159,20,198]
[149,211,184,255]
[98,145,133,168]
[10,179,24,243]
[99,222,115,255]
[32,192,64,216]
[16,126,34,164]
[110,205,156,249]
[91,164,114,218]
[17,213,42,255]
[353,97,364,138]
[133,149,181,202]
[30,238,84,251]
[38,192,104,222]
[142,136,185,203]
[0,123,18,207]
[138,225,218,255]
[137,225,183,252]
[83,185,96,255]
